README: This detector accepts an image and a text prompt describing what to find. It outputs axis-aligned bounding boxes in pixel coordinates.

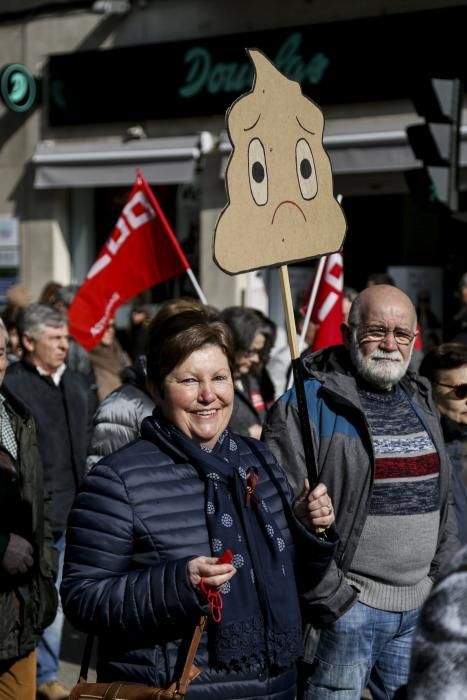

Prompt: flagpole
[298,194,343,349]
[287,254,326,391]
[186,268,208,304]
[137,170,208,305]
[299,255,326,349]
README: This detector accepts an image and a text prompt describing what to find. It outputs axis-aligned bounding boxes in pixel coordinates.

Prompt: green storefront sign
[0,63,37,113]
[46,6,467,127]
[179,33,329,98]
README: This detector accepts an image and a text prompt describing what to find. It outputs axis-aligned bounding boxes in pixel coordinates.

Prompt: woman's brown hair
[419,342,467,382]
[146,310,235,395]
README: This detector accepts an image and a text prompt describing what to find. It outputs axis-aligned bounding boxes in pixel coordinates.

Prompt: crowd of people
[0,271,466,700]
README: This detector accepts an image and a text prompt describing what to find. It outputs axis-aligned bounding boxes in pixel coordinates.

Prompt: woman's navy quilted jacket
[61,417,333,700]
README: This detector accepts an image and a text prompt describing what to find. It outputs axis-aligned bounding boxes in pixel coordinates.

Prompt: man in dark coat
[0,317,57,699]
[4,304,94,700]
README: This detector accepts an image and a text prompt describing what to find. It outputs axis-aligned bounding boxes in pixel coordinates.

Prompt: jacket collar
[0,383,31,421]
[301,344,434,414]
[35,362,66,386]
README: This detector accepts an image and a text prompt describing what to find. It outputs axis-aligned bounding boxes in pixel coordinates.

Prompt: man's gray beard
[350,342,412,391]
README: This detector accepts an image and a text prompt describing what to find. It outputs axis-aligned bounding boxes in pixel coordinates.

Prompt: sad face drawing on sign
[214,49,346,274]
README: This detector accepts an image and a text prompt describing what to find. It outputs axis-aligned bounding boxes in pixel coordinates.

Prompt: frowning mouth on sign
[271,200,307,225]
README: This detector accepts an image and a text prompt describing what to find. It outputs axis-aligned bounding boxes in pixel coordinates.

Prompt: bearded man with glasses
[263,284,459,700]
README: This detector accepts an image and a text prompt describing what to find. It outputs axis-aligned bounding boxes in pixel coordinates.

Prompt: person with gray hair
[263,284,459,700]
[4,304,95,700]
[18,303,68,339]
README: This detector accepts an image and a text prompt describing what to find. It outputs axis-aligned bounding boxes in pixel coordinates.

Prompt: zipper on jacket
[317,384,376,574]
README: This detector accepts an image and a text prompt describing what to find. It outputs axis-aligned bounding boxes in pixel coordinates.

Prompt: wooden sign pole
[212,48,346,518]
[278,264,319,488]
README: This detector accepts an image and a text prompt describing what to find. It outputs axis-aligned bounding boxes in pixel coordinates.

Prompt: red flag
[311,252,344,351]
[413,324,423,351]
[68,173,190,350]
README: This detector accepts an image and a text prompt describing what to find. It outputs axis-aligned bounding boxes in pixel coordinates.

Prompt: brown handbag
[70,616,207,700]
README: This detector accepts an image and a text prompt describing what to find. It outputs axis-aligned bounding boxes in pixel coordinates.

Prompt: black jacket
[0,385,57,662]
[441,416,467,544]
[4,361,95,532]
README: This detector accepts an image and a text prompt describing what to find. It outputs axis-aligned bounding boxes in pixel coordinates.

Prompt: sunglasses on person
[434,381,467,400]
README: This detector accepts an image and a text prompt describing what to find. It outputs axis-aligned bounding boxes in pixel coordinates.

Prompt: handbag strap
[176,616,207,695]
[78,616,207,691]
[78,632,94,681]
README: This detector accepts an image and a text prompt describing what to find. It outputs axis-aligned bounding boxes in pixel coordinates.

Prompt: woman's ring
[325,504,333,516]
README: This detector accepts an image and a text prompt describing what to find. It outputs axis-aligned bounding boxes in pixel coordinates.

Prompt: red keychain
[200,550,234,623]
[217,549,233,565]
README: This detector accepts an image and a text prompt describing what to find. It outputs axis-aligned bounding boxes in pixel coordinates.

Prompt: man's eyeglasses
[352,325,418,346]
[434,381,467,400]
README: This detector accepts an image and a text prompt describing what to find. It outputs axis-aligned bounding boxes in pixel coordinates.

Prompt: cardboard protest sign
[213,49,346,275]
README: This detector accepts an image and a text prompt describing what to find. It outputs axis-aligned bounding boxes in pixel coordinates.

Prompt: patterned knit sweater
[346,384,440,611]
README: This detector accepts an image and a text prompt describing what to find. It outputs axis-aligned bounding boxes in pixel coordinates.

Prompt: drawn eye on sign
[213,49,346,275]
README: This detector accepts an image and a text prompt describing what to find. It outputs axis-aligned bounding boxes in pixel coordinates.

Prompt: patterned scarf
[0,397,17,462]
[150,412,304,671]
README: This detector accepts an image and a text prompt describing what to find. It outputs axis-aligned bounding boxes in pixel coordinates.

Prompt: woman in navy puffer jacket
[61,310,337,700]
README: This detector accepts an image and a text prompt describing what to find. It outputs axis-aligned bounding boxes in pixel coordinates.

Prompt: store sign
[47,6,467,127]
[179,33,329,98]
[0,64,37,113]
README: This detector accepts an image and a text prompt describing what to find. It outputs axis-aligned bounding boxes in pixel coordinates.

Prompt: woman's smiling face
[156,344,234,449]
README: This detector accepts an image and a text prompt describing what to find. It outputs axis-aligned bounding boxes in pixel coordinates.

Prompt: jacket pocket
[0,590,21,657]
[35,570,58,632]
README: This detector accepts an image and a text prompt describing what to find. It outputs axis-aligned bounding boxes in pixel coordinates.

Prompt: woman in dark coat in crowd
[419,342,467,543]
[61,310,337,700]
[221,306,273,439]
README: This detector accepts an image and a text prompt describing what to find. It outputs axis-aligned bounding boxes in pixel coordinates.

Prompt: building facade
[0,0,466,332]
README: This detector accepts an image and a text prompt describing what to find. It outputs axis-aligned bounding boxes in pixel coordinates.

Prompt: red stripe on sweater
[375,452,440,480]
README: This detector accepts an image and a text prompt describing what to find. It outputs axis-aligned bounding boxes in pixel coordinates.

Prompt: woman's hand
[188,556,237,593]
[294,479,335,531]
